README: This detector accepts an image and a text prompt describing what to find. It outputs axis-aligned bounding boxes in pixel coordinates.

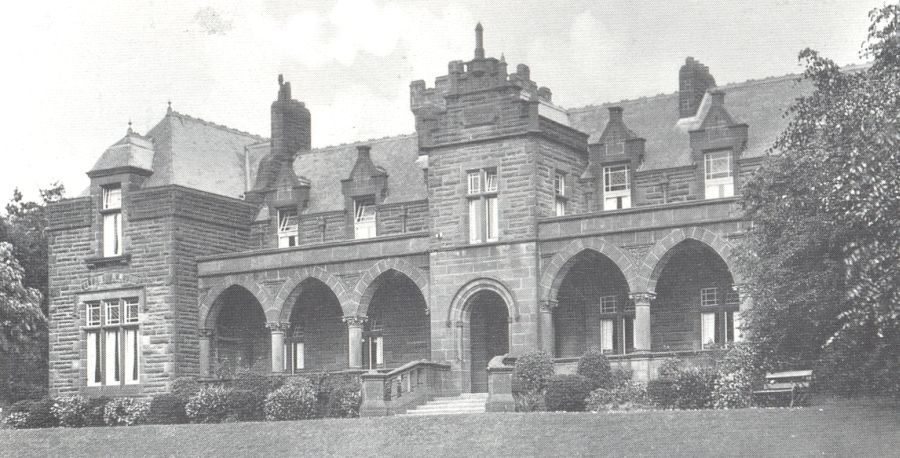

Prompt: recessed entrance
[468,291,509,393]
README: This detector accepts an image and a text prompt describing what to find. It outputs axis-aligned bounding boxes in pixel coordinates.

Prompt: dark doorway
[468,291,509,393]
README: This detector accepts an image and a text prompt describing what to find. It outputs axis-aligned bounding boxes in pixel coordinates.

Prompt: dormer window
[554,172,567,216]
[354,197,377,239]
[101,185,123,257]
[704,150,734,199]
[277,207,299,248]
[603,165,631,210]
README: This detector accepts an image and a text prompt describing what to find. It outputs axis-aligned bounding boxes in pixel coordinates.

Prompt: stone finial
[167,100,172,114]
[475,22,485,59]
[127,119,133,135]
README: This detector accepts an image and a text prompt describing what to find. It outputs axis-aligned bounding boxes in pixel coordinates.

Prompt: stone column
[539,301,556,355]
[198,328,214,377]
[629,292,655,352]
[266,322,290,373]
[343,316,367,369]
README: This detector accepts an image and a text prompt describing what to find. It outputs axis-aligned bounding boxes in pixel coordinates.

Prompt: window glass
[701,312,716,348]
[485,196,498,241]
[86,331,101,386]
[467,172,481,195]
[555,200,566,216]
[700,287,718,307]
[103,213,122,257]
[354,198,377,239]
[87,303,101,326]
[105,329,120,385]
[600,296,617,314]
[105,300,120,325]
[484,170,498,193]
[554,173,565,196]
[102,186,122,210]
[124,298,139,323]
[468,199,481,243]
[277,208,299,248]
[704,151,732,179]
[600,319,614,353]
[603,165,630,192]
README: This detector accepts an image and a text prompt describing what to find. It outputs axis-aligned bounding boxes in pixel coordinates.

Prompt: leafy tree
[739,4,900,395]
[0,183,62,402]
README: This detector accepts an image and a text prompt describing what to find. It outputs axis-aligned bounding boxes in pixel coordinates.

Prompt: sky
[0,0,882,202]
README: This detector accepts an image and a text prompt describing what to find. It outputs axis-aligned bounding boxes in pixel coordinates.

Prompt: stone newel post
[629,292,655,352]
[198,328,214,377]
[267,322,290,373]
[343,316,367,369]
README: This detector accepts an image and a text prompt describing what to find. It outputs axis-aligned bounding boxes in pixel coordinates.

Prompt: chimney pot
[516,64,530,81]
[608,106,624,122]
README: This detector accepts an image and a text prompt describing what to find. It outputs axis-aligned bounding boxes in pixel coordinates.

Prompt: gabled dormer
[688,90,748,200]
[583,107,645,211]
[342,145,388,240]
[85,123,155,267]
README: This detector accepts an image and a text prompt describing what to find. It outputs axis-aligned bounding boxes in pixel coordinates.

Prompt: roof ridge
[310,132,417,153]
[168,110,268,141]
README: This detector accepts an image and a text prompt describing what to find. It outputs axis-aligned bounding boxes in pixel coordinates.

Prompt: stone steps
[398,393,488,416]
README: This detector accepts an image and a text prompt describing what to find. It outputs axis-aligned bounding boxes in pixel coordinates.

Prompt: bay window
[101,185,123,257]
[467,169,499,243]
[603,165,631,210]
[704,150,734,199]
[85,297,140,386]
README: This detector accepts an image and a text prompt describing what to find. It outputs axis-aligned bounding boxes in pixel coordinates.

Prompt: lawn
[1,398,897,457]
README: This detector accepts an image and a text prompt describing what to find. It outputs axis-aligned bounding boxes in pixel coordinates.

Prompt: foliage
[671,367,717,409]
[321,378,361,419]
[576,350,612,390]
[0,242,46,401]
[738,3,900,396]
[225,390,265,422]
[609,367,634,389]
[513,351,555,394]
[264,377,317,421]
[185,385,230,424]
[51,395,88,427]
[712,344,764,409]
[513,391,545,412]
[170,377,202,400]
[543,374,593,412]
[1,411,29,429]
[646,378,678,409]
[148,394,189,425]
[84,396,111,427]
[586,381,650,411]
[103,398,149,426]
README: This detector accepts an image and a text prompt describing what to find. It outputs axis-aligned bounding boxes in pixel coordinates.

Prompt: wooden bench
[753,370,813,407]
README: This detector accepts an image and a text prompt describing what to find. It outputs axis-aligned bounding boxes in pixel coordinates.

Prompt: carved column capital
[629,292,656,306]
[342,315,368,328]
[265,321,291,333]
[198,328,215,339]
[540,300,557,313]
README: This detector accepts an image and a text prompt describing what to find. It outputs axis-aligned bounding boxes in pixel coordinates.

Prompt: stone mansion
[47,24,808,400]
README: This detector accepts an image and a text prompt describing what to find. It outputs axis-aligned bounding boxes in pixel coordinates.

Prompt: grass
[1,397,898,457]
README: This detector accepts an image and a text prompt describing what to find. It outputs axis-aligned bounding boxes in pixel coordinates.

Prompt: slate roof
[140,110,267,198]
[86,70,818,202]
[567,73,814,170]
[293,134,425,213]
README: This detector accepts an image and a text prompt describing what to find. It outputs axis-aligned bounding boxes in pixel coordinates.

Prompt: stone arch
[273,267,354,322]
[354,258,429,317]
[199,277,272,329]
[539,237,636,305]
[447,278,519,325]
[636,227,742,294]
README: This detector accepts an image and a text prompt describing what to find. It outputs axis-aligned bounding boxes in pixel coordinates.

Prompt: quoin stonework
[47,25,807,405]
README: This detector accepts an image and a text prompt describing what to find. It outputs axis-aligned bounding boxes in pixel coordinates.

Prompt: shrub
[225,389,265,422]
[672,367,716,410]
[513,351,555,394]
[544,374,593,412]
[148,393,189,424]
[171,377,202,400]
[2,412,29,429]
[17,397,58,429]
[84,396,111,427]
[51,395,88,427]
[231,370,283,395]
[609,367,634,389]
[513,391,545,412]
[264,377,317,421]
[577,350,612,390]
[656,357,682,379]
[646,378,678,409]
[713,344,761,409]
[185,385,229,423]
[586,381,650,411]
[323,379,361,418]
[103,398,149,426]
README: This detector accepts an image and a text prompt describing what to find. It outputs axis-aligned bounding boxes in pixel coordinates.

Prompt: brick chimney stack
[474,22,485,59]
[271,74,311,163]
[679,57,716,118]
